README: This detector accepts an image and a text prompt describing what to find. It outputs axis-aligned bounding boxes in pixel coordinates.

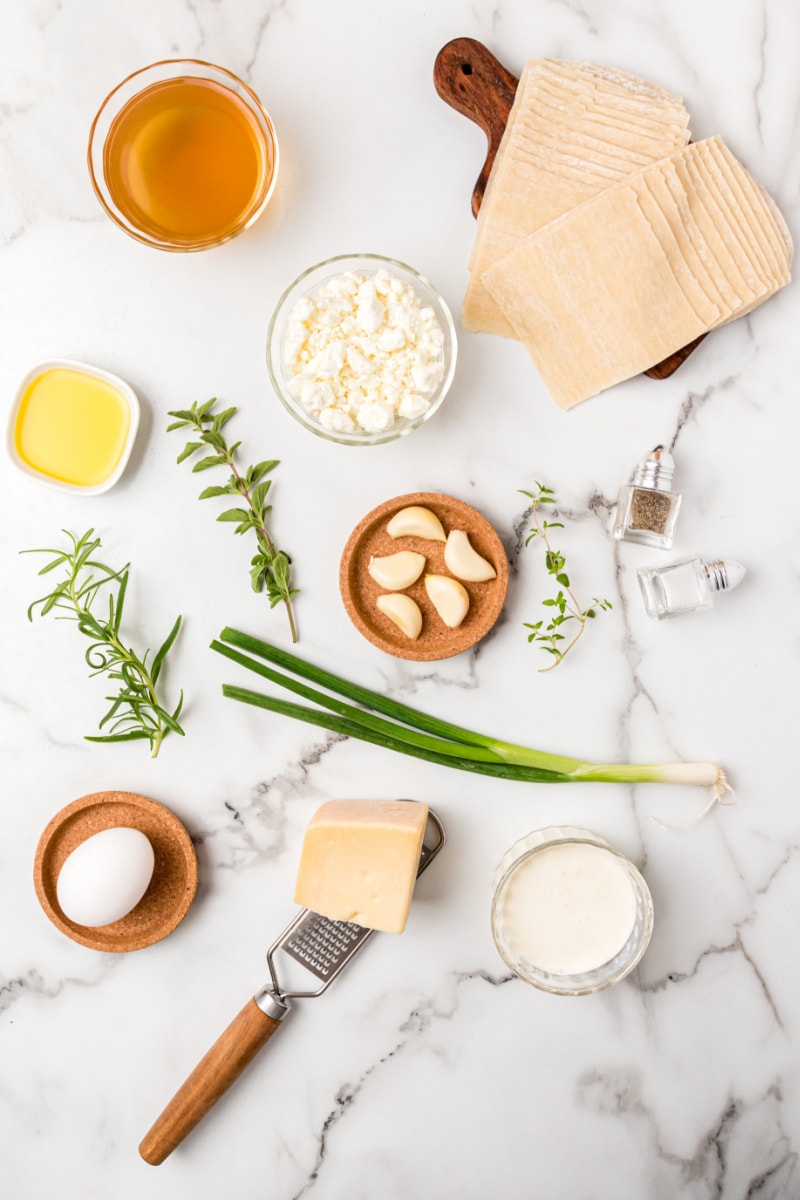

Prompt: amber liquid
[103,76,270,246]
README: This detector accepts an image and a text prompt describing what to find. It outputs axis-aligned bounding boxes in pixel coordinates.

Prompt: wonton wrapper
[464,58,691,337]
[483,137,792,409]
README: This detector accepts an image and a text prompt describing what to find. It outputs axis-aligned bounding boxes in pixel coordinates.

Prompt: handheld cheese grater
[139,806,445,1165]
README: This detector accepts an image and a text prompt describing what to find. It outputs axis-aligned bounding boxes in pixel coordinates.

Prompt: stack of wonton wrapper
[463,60,792,409]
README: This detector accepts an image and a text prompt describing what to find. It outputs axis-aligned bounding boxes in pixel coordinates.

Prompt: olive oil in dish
[11,362,138,492]
[103,76,271,246]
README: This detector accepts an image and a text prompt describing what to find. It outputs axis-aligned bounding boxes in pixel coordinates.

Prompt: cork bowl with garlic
[339,492,509,661]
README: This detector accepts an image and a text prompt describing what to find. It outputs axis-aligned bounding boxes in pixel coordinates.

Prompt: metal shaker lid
[633,445,675,491]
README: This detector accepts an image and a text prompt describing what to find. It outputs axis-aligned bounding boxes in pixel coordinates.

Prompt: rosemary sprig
[520,482,612,672]
[23,529,184,757]
[168,399,298,643]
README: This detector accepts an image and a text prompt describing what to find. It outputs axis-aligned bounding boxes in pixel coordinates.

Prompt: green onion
[212,628,729,797]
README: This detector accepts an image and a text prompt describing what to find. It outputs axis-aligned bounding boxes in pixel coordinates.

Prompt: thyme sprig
[521,482,612,672]
[23,529,184,757]
[168,399,298,643]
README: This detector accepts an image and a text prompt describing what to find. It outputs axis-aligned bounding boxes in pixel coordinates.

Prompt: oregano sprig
[520,482,612,672]
[23,529,184,757]
[168,399,299,643]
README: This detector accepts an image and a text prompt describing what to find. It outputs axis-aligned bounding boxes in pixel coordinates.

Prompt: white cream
[500,842,636,975]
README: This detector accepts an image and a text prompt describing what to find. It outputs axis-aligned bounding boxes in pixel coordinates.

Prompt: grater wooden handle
[139,997,285,1165]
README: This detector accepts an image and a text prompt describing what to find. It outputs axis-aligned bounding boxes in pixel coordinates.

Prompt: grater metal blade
[280,911,372,983]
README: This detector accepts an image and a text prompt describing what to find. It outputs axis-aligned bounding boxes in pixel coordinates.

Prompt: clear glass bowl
[266,253,457,446]
[87,59,278,251]
[491,827,654,997]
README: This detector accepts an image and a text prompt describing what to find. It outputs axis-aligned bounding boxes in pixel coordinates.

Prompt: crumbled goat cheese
[283,268,445,434]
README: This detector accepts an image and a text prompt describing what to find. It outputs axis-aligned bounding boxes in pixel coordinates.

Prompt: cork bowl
[340,492,509,661]
[33,791,198,952]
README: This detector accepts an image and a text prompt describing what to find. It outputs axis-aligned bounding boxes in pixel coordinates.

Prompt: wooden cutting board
[433,36,705,380]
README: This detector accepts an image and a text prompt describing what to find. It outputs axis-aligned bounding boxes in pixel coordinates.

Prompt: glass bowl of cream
[491,827,654,996]
[266,253,457,446]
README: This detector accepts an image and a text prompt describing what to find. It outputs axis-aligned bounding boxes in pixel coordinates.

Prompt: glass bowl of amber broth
[88,59,278,251]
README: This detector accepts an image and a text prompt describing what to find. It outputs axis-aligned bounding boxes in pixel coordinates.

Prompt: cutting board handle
[139,997,286,1165]
[434,37,518,217]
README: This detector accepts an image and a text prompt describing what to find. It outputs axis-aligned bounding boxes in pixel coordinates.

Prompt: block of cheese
[483,137,792,409]
[294,800,429,933]
[463,58,691,337]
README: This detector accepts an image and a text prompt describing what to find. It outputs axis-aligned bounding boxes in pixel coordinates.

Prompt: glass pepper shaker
[638,557,746,620]
[613,446,682,549]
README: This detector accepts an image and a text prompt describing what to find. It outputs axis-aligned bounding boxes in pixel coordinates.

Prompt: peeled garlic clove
[424,575,470,629]
[444,530,497,583]
[368,551,426,590]
[376,593,423,640]
[386,506,446,542]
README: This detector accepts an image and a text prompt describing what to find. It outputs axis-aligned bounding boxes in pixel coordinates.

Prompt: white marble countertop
[2,1,798,1196]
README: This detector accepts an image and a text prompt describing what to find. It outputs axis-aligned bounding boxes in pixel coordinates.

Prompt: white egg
[56,827,155,928]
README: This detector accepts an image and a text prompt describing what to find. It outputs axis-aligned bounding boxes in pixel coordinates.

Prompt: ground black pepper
[628,488,673,533]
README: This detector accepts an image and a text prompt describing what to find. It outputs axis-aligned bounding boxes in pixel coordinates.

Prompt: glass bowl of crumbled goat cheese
[266,253,457,445]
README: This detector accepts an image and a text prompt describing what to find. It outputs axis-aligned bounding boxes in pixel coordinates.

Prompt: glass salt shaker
[613,446,682,549]
[638,557,746,620]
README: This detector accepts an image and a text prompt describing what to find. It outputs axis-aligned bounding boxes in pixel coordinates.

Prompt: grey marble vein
[0,962,118,1019]
[545,0,599,37]
[753,4,769,144]
[578,1071,798,1199]
[640,926,783,1030]
[292,968,515,1198]
[670,375,740,452]
[244,0,290,81]
[195,731,347,869]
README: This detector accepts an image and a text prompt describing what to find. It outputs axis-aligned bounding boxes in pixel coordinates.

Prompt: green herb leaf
[85,730,153,743]
[23,530,184,756]
[212,407,237,430]
[217,508,251,524]
[177,441,202,464]
[201,430,226,451]
[35,553,70,575]
[192,454,228,472]
[271,552,291,591]
[168,400,298,643]
[112,570,128,635]
[521,480,612,674]
[250,564,267,592]
[152,614,183,684]
[250,459,279,483]
[250,480,272,514]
